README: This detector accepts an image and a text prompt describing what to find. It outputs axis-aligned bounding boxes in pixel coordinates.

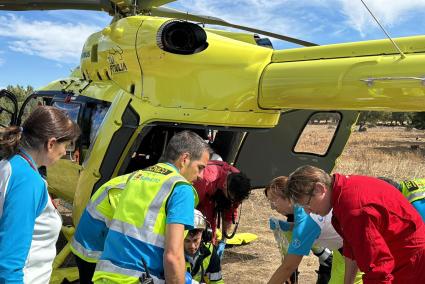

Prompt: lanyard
[18,151,38,172]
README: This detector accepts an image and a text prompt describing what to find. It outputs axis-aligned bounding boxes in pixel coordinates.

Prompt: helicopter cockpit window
[53,102,80,123]
[293,112,341,156]
[90,104,108,144]
[52,102,81,153]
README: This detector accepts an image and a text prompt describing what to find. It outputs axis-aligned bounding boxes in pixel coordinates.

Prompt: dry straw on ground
[222,126,425,283]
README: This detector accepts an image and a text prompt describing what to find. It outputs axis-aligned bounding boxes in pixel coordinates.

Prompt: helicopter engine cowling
[156,20,208,55]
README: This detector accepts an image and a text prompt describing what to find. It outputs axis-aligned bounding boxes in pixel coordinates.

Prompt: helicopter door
[235,110,358,188]
[17,91,55,125]
[46,101,83,202]
[0,89,18,127]
[15,92,82,201]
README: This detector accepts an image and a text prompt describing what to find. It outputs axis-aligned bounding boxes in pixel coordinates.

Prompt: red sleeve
[342,239,355,260]
[342,207,394,284]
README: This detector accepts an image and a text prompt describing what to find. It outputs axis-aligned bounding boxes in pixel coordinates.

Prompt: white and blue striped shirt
[0,153,62,283]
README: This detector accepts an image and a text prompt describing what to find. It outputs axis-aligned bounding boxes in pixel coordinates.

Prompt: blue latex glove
[217,240,226,259]
[269,217,291,231]
[185,272,195,284]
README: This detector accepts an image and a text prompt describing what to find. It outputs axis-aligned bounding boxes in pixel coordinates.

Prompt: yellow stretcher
[216,229,258,245]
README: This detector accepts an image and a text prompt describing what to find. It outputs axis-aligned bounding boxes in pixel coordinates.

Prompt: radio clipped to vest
[139,257,154,284]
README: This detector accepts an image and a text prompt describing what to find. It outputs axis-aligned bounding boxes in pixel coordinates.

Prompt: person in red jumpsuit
[193,160,251,257]
[286,165,425,284]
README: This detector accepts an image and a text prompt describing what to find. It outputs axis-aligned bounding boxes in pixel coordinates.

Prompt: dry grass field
[221,126,425,283]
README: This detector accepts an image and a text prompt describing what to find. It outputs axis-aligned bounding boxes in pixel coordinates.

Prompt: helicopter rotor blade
[140,0,177,9]
[0,0,113,12]
[150,6,318,47]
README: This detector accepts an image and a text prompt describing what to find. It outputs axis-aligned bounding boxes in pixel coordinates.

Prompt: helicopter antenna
[360,0,405,59]
[133,0,138,15]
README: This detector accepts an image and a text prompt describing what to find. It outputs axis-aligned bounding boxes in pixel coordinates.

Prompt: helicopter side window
[89,104,109,144]
[293,112,341,156]
[51,99,110,165]
[53,102,80,123]
[79,102,110,166]
[52,102,81,158]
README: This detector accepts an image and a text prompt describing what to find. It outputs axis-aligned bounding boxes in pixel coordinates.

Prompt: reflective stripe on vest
[406,191,425,203]
[95,163,193,281]
[86,183,126,225]
[400,179,425,203]
[71,176,129,262]
[95,260,165,284]
[108,175,185,247]
[71,238,102,261]
[188,244,222,283]
[207,271,222,282]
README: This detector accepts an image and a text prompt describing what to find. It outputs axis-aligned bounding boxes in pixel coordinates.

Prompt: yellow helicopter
[1,0,425,282]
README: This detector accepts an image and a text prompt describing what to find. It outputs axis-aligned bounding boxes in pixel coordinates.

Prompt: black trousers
[74,254,97,284]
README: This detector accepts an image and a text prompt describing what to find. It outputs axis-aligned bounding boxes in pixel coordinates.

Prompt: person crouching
[185,210,224,284]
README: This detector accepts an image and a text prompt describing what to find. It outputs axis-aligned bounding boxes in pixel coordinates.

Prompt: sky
[1,0,425,89]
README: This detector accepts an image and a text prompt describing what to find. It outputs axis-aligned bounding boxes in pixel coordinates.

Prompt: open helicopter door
[235,110,359,188]
[0,89,18,127]
[15,91,84,202]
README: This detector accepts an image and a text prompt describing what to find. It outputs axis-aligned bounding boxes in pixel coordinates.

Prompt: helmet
[193,209,213,242]
[194,209,207,230]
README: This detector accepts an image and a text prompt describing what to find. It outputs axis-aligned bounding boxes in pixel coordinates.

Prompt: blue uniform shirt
[287,206,321,256]
[412,199,425,222]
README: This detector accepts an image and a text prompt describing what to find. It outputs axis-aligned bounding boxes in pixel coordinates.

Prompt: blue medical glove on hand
[269,217,291,231]
[185,272,200,284]
[217,240,226,259]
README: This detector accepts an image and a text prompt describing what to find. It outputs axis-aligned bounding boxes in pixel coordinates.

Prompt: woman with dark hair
[0,106,80,283]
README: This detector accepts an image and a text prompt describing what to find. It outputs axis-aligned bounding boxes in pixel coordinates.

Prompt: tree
[6,85,34,106]
[391,112,412,126]
[357,111,388,126]
[0,85,34,126]
[411,112,425,130]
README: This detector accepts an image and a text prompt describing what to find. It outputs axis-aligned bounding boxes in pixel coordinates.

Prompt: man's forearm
[164,251,185,284]
[268,254,303,284]
[164,223,185,284]
[344,257,358,284]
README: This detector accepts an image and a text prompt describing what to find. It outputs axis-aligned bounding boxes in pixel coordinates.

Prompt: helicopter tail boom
[259,35,425,112]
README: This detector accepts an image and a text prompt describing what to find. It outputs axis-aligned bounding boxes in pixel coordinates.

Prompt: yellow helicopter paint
[1,1,425,283]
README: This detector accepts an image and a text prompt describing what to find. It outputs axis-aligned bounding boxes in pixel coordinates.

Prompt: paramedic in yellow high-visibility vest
[70,173,131,283]
[92,131,211,284]
[379,177,425,222]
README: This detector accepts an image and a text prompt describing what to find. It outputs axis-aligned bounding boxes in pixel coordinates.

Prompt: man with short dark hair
[193,160,251,258]
[93,131,211,284]
[184,210,223,284]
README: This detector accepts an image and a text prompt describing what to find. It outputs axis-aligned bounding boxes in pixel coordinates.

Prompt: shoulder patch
[404,180,420,192]
[144,165,172,175]
[291,239,301,248]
